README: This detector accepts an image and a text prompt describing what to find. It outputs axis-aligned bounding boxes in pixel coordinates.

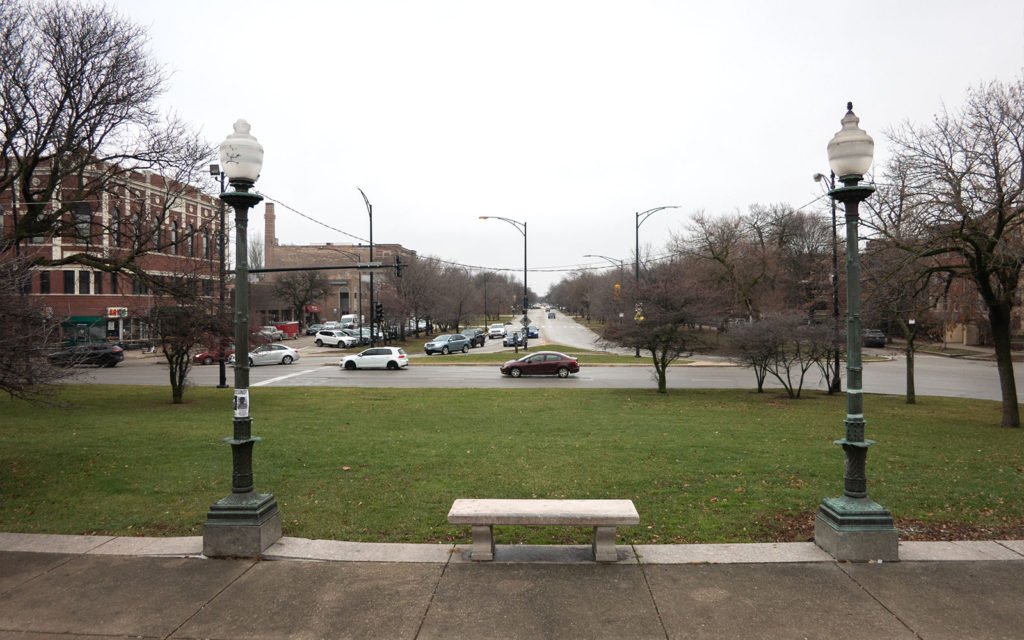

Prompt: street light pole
[203,120,281,558]
[634,206,680,357]
[480,216,528,317]
[358,188,375,347]
[815,170,842,394]
[814,103,897,562]
[210,164,229,389]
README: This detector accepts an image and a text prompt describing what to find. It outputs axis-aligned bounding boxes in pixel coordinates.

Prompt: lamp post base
[815,496,898,561]
[203,492,282,558]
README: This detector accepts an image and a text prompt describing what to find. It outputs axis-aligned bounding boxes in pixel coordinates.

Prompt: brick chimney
[264,201,275,268]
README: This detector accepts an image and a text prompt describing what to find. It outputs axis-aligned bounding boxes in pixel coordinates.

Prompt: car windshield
[434,335,451,340]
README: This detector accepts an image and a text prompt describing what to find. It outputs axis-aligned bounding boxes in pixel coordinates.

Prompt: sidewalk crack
[837,563,924,639]
[635,547,671,640]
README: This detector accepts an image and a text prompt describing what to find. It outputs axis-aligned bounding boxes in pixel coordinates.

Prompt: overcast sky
[113,0,1024,295]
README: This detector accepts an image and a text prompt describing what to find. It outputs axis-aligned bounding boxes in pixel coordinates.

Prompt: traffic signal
[375,302,383,321]
[394,255,403,277]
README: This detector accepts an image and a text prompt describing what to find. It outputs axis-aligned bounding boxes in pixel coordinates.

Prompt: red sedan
[499,351,579,378]
[192,346,235,365]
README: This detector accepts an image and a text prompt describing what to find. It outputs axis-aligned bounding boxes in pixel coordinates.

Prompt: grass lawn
[1,386,1021,545]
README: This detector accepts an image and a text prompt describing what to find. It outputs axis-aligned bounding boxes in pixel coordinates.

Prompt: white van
[340,314,360,328]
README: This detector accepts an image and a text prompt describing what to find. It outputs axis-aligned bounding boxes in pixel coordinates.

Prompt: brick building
[254,202,414,326]
[2,168,223,344]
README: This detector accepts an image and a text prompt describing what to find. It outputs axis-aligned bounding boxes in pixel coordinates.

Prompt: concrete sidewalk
[1,534,1022,639]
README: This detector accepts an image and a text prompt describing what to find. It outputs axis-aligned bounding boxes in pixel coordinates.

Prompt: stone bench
[447,498,639,562]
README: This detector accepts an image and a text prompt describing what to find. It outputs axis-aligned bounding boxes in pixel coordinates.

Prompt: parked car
[230,343,301,366]
[424,333,471,355]
[340,346,409,370]
[321,321,342,331]
[193,346,235,365]
[500,351,579,378]
[341,328,368,345]
[862,329,886,348]
[503,331,524,347]
[314,329,358,348]
[527,325,539,339]
[547,311,556,319]
[305,323,324,335]
[488,323,507,338]
[461,328,486,347]
[49,343,125,368]
[259,325,284,341]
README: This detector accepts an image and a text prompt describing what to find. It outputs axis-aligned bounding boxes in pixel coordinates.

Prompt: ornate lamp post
[814,103,898,561]
[203,120,282,557]
[480,216,528,317]
[634,206,679,357]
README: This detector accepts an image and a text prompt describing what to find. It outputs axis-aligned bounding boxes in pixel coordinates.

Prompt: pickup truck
[259,325,284,341]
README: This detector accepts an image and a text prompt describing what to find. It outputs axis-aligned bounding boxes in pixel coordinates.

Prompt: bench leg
[592,526,618,562]
[471,525,494,561]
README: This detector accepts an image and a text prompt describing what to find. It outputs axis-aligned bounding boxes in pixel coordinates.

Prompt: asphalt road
[59,309,1019,402]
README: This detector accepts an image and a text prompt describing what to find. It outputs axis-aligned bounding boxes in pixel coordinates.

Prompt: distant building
[2,167,222,344]
[255,202,414,326]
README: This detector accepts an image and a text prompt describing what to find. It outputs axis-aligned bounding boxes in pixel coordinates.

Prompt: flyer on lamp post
[234,390,250,418]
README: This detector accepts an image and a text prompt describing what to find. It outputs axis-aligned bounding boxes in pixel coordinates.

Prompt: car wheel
[248,358,254,367]
[202,356,213,365]
[315,339,324,347]
[386,361,398,370]
[510,368,522,378]
[441,346,450,355]
[557,366,569,378]
[344,360,356,370]
[461,345,469,353]
[282,355,293,365]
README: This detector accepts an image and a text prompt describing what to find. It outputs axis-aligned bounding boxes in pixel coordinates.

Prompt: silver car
[424,333,471,355]
[231,343,301,366]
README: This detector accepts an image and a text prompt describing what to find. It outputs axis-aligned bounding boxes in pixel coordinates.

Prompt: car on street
[314,329,358,348]
[488,323,506,338]
[503,331,525,347]
[862,329,886,348]
[527,325,539,339]
[305,323,324,335]
[547,311,556,319]
[259,325,284,341]
[230,343,301,366]
[461,328,486,347]
[424,333,471,355]
[193,346,235,365]
[340,346,409,370]
[49,343,125,368]
[499,351,579,378]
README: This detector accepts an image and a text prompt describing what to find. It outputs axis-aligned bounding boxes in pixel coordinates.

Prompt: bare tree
[0,254,66,398]
[877,77,1024,427]
[271,271,329,327]
[1,0,213,272]
[599,260,721,393]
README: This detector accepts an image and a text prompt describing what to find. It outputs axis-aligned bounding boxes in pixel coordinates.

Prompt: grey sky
[113,0,1024,294]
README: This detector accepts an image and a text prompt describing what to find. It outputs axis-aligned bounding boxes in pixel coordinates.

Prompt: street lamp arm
[583,254,624,269]
[636,205,680,228]
[479,215,526,237]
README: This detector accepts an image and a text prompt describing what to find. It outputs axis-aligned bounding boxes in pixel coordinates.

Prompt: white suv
[315,329,357,348]
[488,323,506,338]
